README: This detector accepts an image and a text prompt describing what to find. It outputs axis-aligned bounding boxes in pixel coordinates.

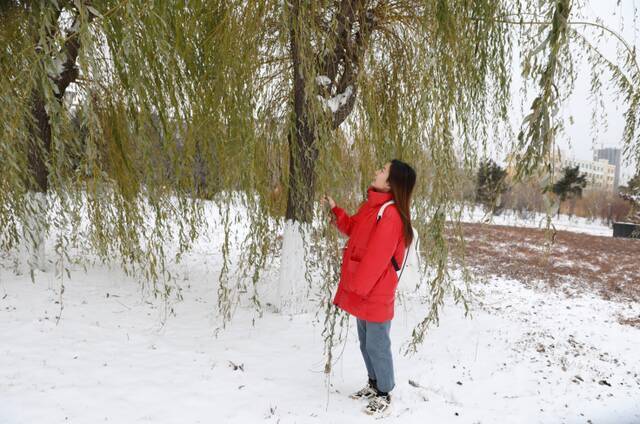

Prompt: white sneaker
[349,380,377,400]
[364,394,391,416]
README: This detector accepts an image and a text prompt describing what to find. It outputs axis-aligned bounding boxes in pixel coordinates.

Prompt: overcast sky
[502,0,639,185]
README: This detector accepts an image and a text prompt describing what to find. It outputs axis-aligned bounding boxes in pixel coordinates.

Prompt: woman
[322,159,416,416]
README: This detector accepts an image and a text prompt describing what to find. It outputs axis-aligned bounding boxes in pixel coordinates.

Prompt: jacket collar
[366,186,394,207]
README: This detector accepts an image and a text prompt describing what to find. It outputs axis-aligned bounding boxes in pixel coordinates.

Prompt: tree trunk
[283,0,369,223]
[276,1,373,313]
[269,0,318,313]
[28,88,53,193]
[284,0,318,224]
[285,130,318,224]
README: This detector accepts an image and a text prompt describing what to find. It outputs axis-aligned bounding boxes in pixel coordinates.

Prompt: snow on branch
[317,85,353,113]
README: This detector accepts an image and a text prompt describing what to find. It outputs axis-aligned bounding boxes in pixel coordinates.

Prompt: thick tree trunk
[275,1,375,312]
[284,0,371,223]
[284,0,318,224]
[269,0,317,313]
[285,130,318,224]
[28,88,53,193]
[27,5,86,192]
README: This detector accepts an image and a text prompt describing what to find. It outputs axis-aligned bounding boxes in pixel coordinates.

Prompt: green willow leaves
[1,1,638,361]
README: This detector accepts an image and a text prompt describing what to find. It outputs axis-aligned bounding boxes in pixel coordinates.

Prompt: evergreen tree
[475,159,508,214]
[551,166,587,217]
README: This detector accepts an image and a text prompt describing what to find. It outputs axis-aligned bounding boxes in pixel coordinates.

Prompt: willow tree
[2,1,640,361]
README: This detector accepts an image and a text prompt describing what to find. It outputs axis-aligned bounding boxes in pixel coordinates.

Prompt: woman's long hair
[388,159,416,245]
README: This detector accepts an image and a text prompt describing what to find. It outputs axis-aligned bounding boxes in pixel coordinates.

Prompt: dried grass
[449,223,640,303]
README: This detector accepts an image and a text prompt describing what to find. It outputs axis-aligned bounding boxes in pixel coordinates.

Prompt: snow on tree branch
[317,85,353,114]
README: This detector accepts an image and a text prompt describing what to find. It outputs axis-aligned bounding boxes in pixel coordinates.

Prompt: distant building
[594,147,621,189]
[562,157,616,191]
[504,149,617,191]
[549,149,615,191]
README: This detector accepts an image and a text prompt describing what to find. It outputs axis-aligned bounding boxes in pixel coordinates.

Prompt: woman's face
[372,162,392,192]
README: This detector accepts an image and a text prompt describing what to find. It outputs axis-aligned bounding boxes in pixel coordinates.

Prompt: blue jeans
[356,318,395,393]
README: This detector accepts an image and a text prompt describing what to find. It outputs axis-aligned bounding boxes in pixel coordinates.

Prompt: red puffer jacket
[331,187,406,322]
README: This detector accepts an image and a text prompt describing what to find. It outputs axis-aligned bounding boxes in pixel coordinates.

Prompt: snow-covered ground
[461,206,613,237]
[2,240,639,423]
[1,198,637,423]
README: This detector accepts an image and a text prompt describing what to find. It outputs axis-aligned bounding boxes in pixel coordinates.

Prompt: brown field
[449,223,640,305]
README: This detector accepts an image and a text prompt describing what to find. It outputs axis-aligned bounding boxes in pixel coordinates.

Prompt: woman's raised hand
[322,194,336,209]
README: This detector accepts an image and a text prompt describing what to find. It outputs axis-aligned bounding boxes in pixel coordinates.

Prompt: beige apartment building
[522,148,619,191]
[502,149,617,191]
[559,156,616,191]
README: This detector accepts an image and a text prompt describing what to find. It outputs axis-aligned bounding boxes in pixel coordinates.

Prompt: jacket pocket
[350,246,366,262]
